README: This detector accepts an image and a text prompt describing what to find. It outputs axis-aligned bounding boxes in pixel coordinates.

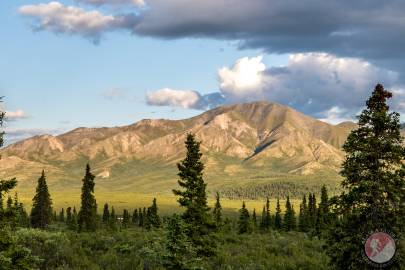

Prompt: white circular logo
[364,232,396,265]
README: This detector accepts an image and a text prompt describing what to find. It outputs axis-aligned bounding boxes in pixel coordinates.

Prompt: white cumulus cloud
[146,88,202,109]
[218,55,266,101]
[18,1,136,43]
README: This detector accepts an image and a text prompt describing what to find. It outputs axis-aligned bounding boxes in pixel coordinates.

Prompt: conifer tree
[212,192,222,228]
[66,207,72,226]
[283,196,296,231]
[260,206,266,230]
[164,214,197,270]
[317,185,330,233]
[138,208,144,227]
[252,208,257,229]
[30,170,53,229]
[132,209,138,225]
[146,198,161,229]
[238,201,251,234]
[326,84,405,269]
[274,198,282,230]
[102,203,110,224]
[265,197,271,229]
[78,164,98,232]
[173,134,215,256]
[68,207,78,231]
[109,206,117,230]
[308,193,317,229]
[298,195,309,232]
[59,208,65,222]
[122,209,130,228]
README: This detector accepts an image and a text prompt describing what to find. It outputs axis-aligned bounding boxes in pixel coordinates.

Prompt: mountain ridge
[0,101,360,196]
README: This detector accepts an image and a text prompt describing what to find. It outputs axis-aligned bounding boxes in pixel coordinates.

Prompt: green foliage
[122,209,130,228]
[283,196,296,231]
[173,133,216,257]
[0,228,40,270]
[163,214,198,270]
[213,192,223,229]
[78,164,98,232]
[102,203,110,225]
[59,208,65,223]
[274,198,282,230]
[298,195,309,232]
[326,84,405,269]
[238,201,251,234]
[30,170,53,229]
[145,198,161,230]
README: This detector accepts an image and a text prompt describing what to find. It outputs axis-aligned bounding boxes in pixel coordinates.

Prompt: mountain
[0,101,359,198]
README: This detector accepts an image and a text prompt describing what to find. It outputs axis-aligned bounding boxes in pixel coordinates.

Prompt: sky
[2,0,405,144]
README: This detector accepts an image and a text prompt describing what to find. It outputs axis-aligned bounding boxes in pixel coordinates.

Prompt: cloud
[76,0,145,6]
[5,110,29,122]
[146,88,224,110]
[2,128,64,145]
[129,0,405,76]
[102,88,125,100]
[218,55,266,102]
[19,1,137,43]
[146,88,201,109]
[145,53,405,123]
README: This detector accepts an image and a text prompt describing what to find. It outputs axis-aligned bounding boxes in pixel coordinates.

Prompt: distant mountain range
[0,101,401,198]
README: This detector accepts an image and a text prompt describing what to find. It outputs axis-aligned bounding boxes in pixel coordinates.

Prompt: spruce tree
[298,195,309,232]
[164,214,197,270]
[173,133,215,256]
[212,192,222,229]
[30,170,53,229]
[260,206,266,230]
[274,198,282,230]
[66,207,72,226]
[238,201,251,234]
[146,198,161,229]
[0,97,17,226]
[131,208,138,225]
[59,208,65,222]
[265,197,271,229]
[326,84,405,269]
[138,207,144,227]
[252,208,257,229]
[109,206,117,230]
[122,209,130,228]
[283,196,296,231]
[102,203,110,224]
[78,164,98,232]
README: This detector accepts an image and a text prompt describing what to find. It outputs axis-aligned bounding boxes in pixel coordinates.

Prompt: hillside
[0,101,359,200]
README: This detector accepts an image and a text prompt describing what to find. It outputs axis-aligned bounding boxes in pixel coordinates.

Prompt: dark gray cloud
[131,0,405,78]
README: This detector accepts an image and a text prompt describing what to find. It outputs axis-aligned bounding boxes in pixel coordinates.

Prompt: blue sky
[2,0,405,144]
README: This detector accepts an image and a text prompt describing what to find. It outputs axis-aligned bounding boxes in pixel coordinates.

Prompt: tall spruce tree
[59,208,65,222]
[260,206,266,230]
[316,185,330,235]
[146,198,161,229]
[66,207,72,226]
[274,198,282,230]
[212,192,223,229]
[102,203,110,224]
[238,201,251,234]
[252,208,257,229]
[326,84,405,269]
[109,206,117,230]
[78,164,98,232]
[283,196,296,231]
[298,195,309,232]
[265,197,271,229]
[30,170,53,229]
[173,133,215,256]
[132,209,138,225]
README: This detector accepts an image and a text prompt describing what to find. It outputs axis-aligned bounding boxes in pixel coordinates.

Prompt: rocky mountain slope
[0,101,359,195]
